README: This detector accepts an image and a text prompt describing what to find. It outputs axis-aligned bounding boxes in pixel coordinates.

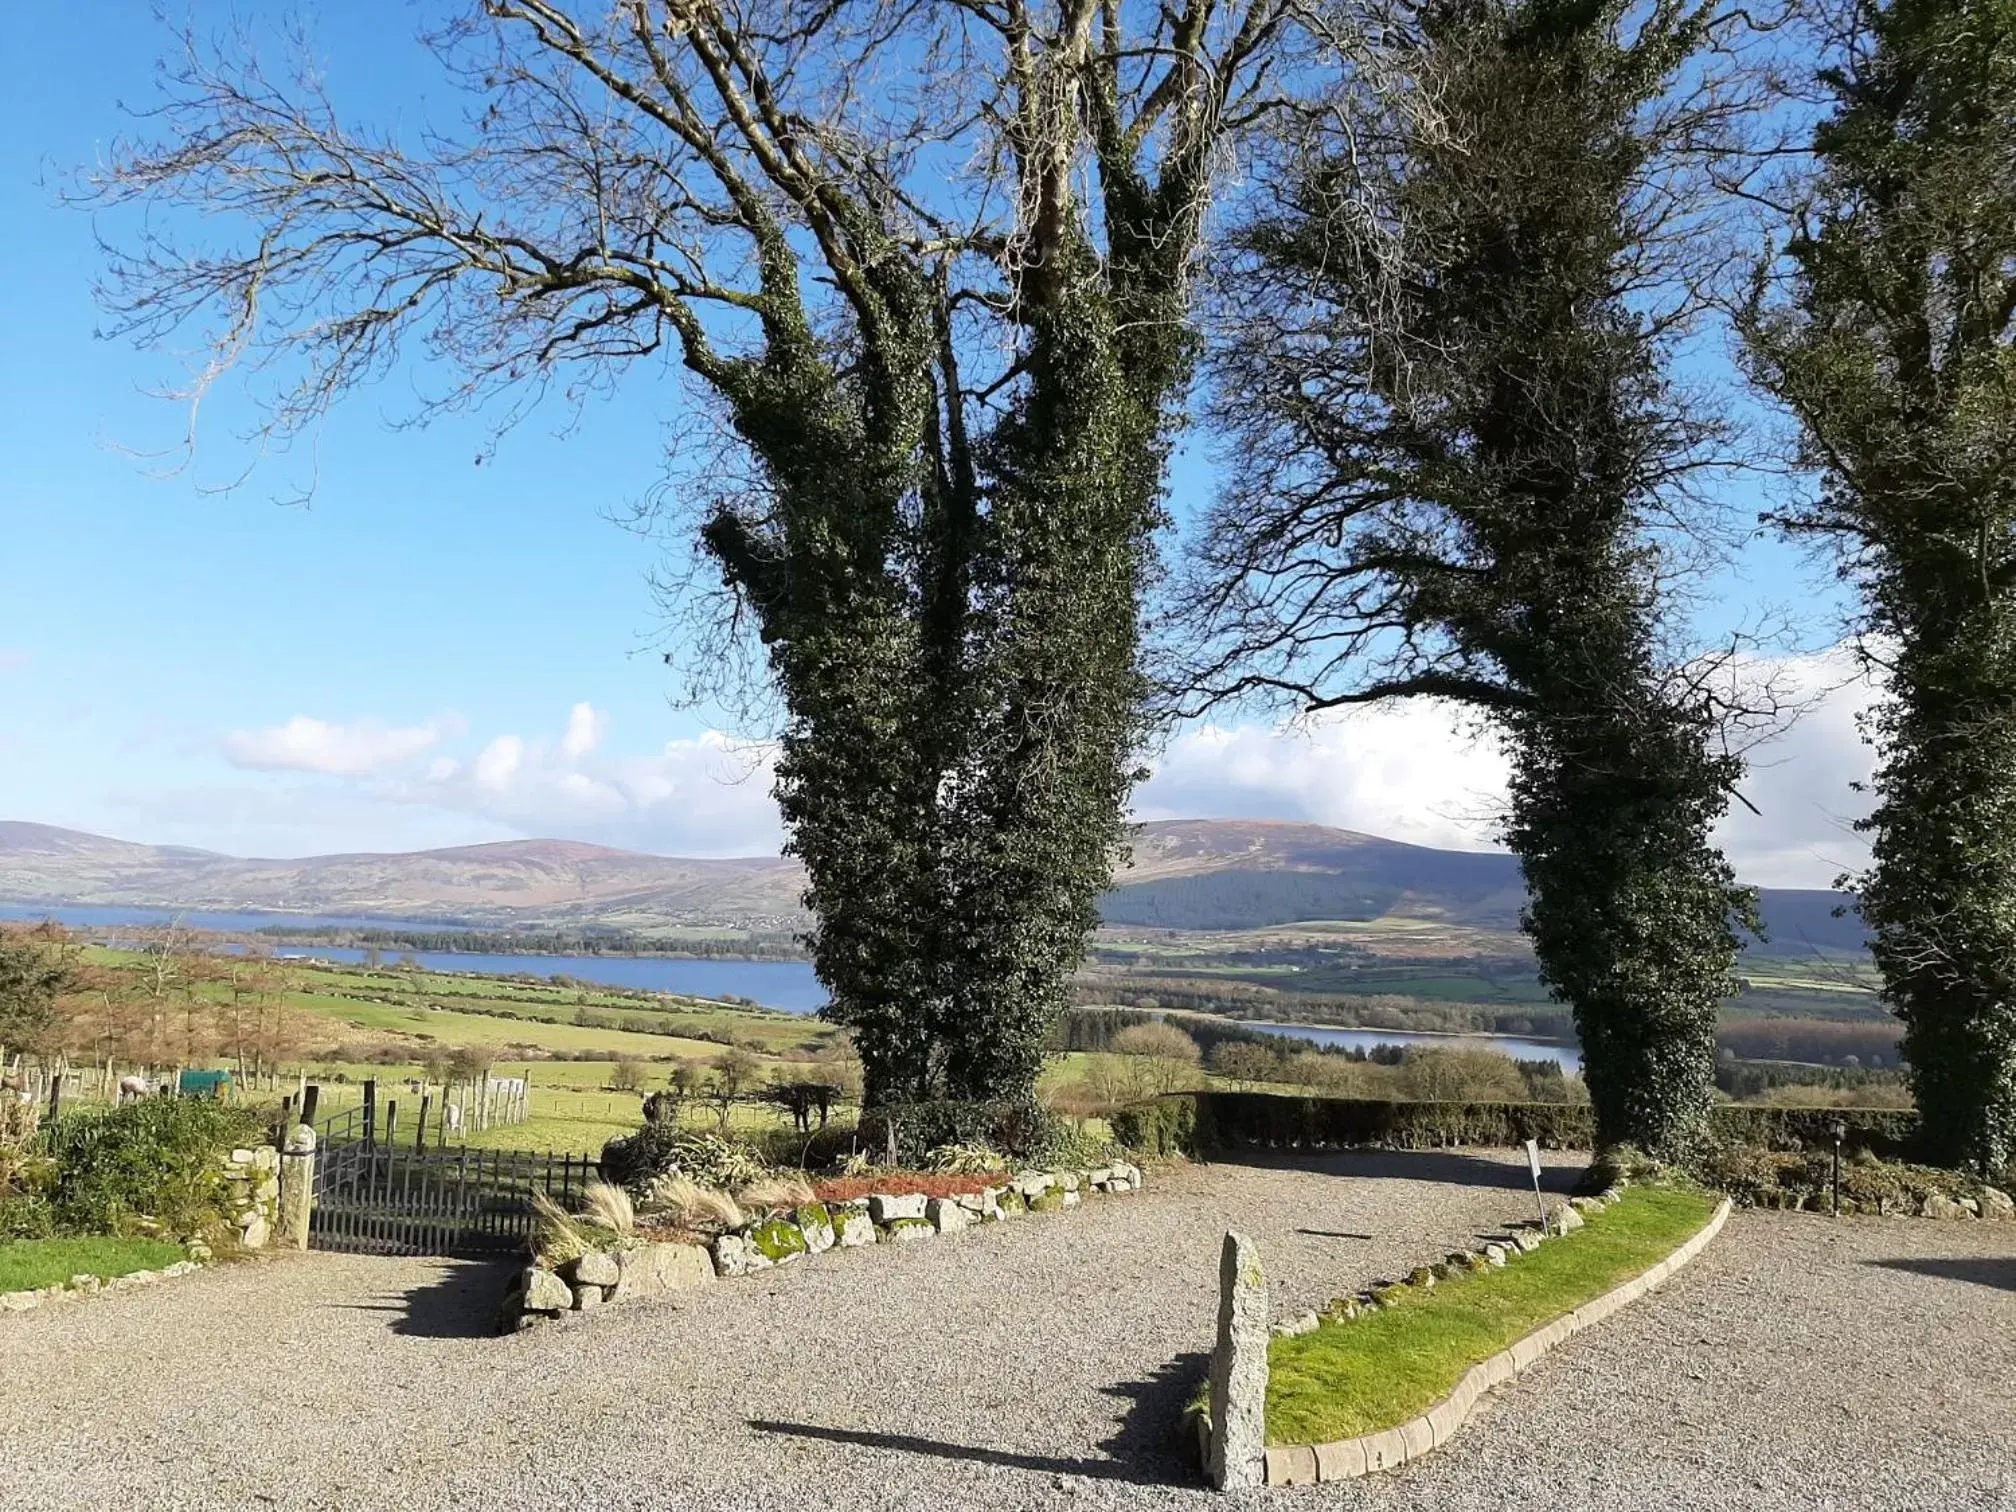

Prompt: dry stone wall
[500,1162,1144,1332]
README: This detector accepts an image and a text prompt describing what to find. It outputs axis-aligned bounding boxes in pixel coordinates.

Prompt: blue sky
[0,3,1873,886]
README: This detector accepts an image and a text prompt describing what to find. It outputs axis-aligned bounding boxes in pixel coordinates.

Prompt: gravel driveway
[2,1154,2008,1512]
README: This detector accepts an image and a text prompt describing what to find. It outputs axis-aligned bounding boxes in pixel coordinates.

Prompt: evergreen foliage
[89,6,1286,1109]
[1742,0,2016,1171]
[1184,0,1755,1156]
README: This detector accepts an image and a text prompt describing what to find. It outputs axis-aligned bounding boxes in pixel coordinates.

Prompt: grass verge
[1266,1184,1720,1446]
[0,1238,188,1294]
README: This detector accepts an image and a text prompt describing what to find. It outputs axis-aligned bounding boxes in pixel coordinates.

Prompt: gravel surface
[2,1156,2007,1512]
[1348,1208,2016,1512]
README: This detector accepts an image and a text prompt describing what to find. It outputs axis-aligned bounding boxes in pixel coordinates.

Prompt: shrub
[41,1097,268,1238]
[0,1192,56,1241]
[641,1175,743,1232]
[599,1125,769,1194]
[735,1173,817,1213]
[856,1099,1056,1165]
[1111,1097,1198,1160]
[1697,1142,2013,1213]
[924,1143,1011,1176]
[1110,1091,1930,1162]
[1026,1120,1119,1172]
[811,1172,997,1203]
[579,1180,635,1237]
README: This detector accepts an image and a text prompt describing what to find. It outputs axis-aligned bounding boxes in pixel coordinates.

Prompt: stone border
[0,1258,206,1317]
[1261,1195,1733,1486]
[502,1161,1145,1331]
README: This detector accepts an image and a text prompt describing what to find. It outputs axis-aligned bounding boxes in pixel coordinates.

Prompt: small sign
[1524,1138,1548,1228]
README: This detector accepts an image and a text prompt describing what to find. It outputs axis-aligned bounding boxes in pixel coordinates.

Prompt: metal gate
[308,1139,594,1257]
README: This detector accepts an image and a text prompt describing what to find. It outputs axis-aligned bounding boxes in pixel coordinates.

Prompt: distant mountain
[0,822,805,929]
[0,817,1864,953]
[1106,819,1864,956]
[1109,819,1529,930]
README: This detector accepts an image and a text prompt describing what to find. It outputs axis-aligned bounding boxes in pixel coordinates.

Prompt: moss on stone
[746,1217,809,1262]
[1027,1189,1067,1213]
[880,1217,934,1243]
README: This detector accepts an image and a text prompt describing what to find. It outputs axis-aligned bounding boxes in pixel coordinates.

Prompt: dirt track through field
[4,1153,2009,1512]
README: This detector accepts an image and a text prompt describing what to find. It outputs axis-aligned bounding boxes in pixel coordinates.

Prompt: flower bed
[810,1172,997,1204]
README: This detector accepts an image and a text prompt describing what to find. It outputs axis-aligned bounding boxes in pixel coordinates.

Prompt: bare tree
[1174,0,1788,1156]
[87,1,1288,1107]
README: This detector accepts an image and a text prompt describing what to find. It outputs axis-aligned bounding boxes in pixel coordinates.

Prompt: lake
[279,944,830,1015]
[1241,1020,1582,1073]
[9,902,1580,1065]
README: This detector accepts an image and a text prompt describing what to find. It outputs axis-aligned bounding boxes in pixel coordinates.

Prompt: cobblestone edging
[501,1161,1146,1331]
[1261,1193,1734,1486]
[0,1258,206,1317]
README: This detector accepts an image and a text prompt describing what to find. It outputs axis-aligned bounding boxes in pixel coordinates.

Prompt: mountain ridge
[0,818,1863,951]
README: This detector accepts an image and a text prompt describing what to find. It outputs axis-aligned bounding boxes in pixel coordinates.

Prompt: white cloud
[472,734,524,794]
[1715,647,1879,888]
[410,726,781,855]
[1137,702,1511,853]
[560,702,609,761]
[224,714,462,778]
[188,655,1880,878]
[1133,646,1882,889]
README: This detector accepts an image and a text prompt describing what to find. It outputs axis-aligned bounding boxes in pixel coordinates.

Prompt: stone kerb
[0,1259,205,1317]
[1245,1192,1734,1488]
[502,1160,1145,1333]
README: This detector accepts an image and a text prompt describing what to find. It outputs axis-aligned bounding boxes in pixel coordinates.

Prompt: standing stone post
[1207,1230,1269,1490]
[276,1123,316,1251]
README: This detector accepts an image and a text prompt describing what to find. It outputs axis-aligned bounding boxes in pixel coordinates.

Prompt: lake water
[1242,1020,1582,1073]
[278,944,830,1015]
[9,901,1579,1064]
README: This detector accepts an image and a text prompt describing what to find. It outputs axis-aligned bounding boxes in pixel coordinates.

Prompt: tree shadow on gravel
[330,1258,515,1339]
[1216,1148,1584,1194]
[749,1349,1211,1488]
[1866,1256,2016,1294]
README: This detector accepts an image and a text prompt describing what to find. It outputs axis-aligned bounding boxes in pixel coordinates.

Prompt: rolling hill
[0,817,1864,953]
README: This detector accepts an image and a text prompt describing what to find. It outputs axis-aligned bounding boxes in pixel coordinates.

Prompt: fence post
[363,1079,377,1146]
[415,1095,431,1151]
[277,1124,317,1250]
[300,1084,321,1131]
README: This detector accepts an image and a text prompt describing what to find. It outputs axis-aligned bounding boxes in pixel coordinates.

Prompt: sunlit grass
[1266,1185,1720,1445]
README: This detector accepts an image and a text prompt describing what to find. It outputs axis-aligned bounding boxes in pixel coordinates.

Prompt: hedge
[1111,1091,1920,1161]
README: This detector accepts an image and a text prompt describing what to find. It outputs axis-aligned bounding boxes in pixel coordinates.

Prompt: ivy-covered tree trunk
[1744,0,2016,1170]
[1187,0,1753,1158]
[1509,636,1750,1156]
[87,5,1284,1112]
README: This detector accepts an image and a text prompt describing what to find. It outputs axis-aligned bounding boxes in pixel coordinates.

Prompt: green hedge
[1112,1091,1920,1160]
[39,1097,270,1238]
[855,1099,1056,1165]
